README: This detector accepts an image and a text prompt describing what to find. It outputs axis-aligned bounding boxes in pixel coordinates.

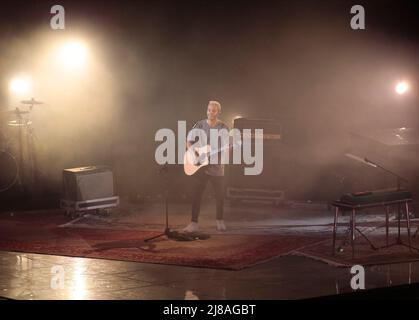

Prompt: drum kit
[0,98,43,192]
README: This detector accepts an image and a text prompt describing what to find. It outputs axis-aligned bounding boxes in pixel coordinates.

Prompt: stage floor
[0,198,418,299]
[1,251,418,299]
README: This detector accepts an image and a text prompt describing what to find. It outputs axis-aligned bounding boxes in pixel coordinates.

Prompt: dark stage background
[0,0,419,204]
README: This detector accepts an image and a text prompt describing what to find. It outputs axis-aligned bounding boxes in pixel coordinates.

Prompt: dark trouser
[191,171,224,223]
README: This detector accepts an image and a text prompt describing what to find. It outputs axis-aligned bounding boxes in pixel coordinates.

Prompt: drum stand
[0,100,43,194]
[26,123,39,186]
[16,109,39,192]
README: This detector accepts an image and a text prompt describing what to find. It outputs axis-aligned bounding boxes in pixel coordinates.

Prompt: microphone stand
[345,154,414,248]
[363,157,414,247]
[144,165,203,242]
[144,165,172,242]
[363,158,408,191]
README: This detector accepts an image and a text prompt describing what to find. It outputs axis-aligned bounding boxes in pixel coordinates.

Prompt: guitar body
[183,145,211,176]
[183,140,240,176]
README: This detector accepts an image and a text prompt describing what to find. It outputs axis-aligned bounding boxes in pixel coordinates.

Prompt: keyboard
[340,189,412,205]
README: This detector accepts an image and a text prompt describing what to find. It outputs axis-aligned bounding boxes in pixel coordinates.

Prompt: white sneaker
[183,222,199,233]
[216,220,226,231]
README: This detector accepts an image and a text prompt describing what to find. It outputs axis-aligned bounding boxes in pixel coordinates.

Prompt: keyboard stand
[331,199,417,258]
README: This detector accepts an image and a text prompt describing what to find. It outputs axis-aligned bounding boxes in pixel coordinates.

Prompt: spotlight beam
[395,81,409,95]
[9,77,32,96]
[58,41,89,70]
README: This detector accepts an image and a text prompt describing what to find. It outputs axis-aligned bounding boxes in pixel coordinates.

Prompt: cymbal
[0,109,30,115]
[21,98,43,105]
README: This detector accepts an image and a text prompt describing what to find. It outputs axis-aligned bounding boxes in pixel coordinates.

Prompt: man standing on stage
[183,100,229,232]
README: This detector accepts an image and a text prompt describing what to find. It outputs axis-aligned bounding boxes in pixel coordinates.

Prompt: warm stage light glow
[395,81,409,95]
[58,41,88,69]
[9,77,32,96]
[232,115,242,124]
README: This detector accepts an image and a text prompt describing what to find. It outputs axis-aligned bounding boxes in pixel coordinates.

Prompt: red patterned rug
[0,211,324,270]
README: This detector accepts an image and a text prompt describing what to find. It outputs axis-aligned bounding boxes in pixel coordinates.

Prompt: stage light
[9,76,32,96]
[58,41,88,70]
[395,81,409,95]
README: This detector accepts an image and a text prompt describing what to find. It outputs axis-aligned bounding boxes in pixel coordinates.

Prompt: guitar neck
[207,142,239,157]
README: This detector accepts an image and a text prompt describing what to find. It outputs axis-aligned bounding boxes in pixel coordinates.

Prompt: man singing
[183,100,229,233]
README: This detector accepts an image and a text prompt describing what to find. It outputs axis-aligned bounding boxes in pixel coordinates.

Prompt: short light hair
[208,100,221,113]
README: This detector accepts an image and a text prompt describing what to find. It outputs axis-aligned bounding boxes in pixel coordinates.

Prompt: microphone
[363,157,378,168]
[345,153,364,162]
[345,153,377,168]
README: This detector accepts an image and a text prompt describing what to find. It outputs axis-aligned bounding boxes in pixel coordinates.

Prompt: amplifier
[63,166,114,201]
[233,118,281,140]
[228,117,286,194]
[227,187,285,206]
[61,166,119,216]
